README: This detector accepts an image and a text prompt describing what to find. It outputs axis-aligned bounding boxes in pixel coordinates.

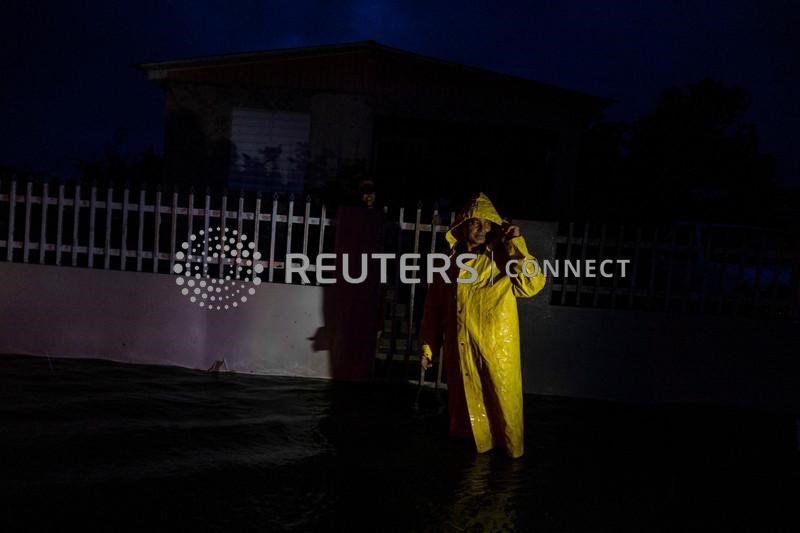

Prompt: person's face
[361,192,375,208]
[463,218,492,249]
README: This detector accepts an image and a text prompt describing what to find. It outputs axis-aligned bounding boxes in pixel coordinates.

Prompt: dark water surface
[1,355,797,532]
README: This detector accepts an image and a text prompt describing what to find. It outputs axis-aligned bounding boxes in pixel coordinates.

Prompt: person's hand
[421,355,433,371]
[500,222,521,242]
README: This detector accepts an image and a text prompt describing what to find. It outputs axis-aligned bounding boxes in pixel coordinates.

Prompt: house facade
[139,41,608,219]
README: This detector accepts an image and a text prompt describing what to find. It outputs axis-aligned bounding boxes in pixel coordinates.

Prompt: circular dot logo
[173,227,262,311]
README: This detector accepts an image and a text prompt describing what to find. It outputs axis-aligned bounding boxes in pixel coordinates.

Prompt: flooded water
[1,355,797,532]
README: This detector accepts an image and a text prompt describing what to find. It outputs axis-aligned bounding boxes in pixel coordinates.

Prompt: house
[138,41,609,219]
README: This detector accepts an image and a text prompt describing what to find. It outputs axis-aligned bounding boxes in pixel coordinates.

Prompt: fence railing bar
[71,185,81,267]
[22,181,33,263]
[38,183,49,265]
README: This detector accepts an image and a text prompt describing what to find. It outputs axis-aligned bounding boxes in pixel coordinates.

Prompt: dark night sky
[2,0,798,186]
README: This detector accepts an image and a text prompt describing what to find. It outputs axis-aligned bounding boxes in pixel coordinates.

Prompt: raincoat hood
[445,192,503,248]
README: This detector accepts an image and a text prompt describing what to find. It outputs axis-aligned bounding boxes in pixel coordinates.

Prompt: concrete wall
[0,262,330,378]
[516,220,800,412]
[2,221,798,413]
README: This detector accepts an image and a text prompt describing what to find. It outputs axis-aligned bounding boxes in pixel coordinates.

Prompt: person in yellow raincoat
[419,193,546,459]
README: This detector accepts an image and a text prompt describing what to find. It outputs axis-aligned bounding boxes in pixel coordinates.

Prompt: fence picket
[120,187,129,271]
[6,179,16,262]
[169,190,178,272]
[38,183,49,265]
[268,194,278,283]
[71,184,81,267]
[56,183,64,266]
[152,189,161,273]
[88,185,97,268]
[136,189,145,272]
[23,181,32,263]
[104,187,113,269]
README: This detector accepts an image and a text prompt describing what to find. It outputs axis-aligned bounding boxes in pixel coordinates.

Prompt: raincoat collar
[445,192,503,249]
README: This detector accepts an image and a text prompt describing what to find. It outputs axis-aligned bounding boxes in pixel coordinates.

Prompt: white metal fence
[2,178,797,386]
[0,179,334,280]
[550,221,799,320]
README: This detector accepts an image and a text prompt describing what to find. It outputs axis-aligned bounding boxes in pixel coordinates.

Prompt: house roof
[136,40,612,109]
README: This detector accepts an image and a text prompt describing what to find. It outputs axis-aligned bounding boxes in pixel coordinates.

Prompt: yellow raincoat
[419,193,546,458]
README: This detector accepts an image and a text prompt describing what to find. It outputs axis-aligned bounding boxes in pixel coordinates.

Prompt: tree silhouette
[578,79,776,224]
